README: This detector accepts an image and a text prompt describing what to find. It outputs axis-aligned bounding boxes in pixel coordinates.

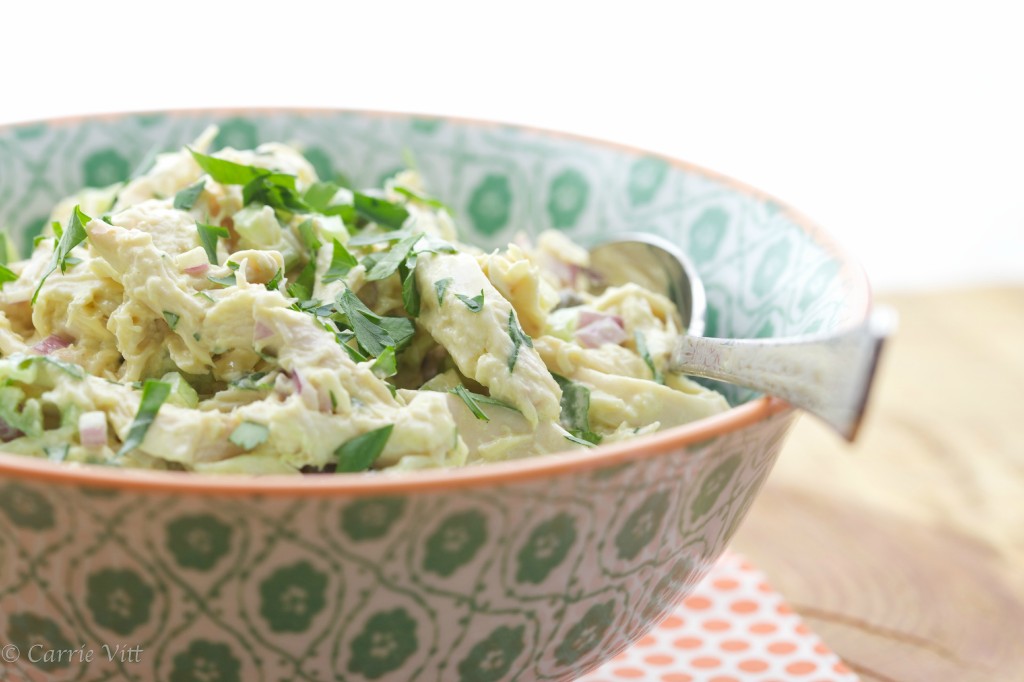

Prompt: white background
[2,1,1020,292]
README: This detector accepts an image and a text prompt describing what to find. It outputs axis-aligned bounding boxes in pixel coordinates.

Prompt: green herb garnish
[455,289,484,313]
[173,179,206,210]
[445,386,521,420]
[32,205,91,305]
[434,277,453,306]
[287,259,317,302]
[451,385,490,421]
[230,371,272,391]
[393,185,450,211]
[297,218,321,255]
[563,433,596,448]
[635,330,664,384]
[162,311,180,330]
[322,238,358,284]
[207,273,237,287]
[266,268,283,291]
[365,233,421,282]
[353,192,410,230]
[197,222,228,264]
[400,253,420,317]
[335,424,393,473]
[189,148,308,213]
[0,263,17,288]
[335,289,394,357]
[0,231,17,265]
[507,311,533,371]
[370,346,398,378]
[189,148,266,185]
[552,373,602,445]
[116,379,172,457]
[303,182,341,212]
[347,228,416,247]
[229,421,269,450]
[378,317,415,352]
[14,354,86,380]
[302,181,355,221]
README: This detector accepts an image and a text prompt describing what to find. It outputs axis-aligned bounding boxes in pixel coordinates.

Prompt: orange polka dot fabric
[582,552,859,682]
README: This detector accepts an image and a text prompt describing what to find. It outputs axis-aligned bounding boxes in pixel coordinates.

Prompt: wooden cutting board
[731,286,1024,682]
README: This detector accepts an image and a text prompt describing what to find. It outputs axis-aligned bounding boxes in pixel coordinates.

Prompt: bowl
[0,109,869,681]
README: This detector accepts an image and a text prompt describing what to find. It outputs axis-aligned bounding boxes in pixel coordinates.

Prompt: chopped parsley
[370,346,398,378]
[207,272,237,287]
[297,218,322,255]
[0,231,16,265]
[0,263,16,288]
[378,316,415,352]
[455,289,484,313]
[451,384,489,421]
[15,354,86,380]
[400,253,420,317]
[189,148,266,185]
[365,233,421,282]
[32,205,91,305]
[322,238,358,283]
[635,330,664,384]
[393,185,450,212]
[287,259,317,302]
[116,379,172,458]
[507,311,533,372]
[162,311,180,330]
[303,182,341,212]
[197,222,228,264]
[230,371,272,391]
[266,268,283,291]
[335,424,394,473]
[347,229,416,247]
[552,373,602,445]
[353,192,409,230]
[334,289,395,357]
[189,148,308,213]
[173,180,206,210]
[229,421,269,450]
[434,277,453,305]
[564,433,596,448]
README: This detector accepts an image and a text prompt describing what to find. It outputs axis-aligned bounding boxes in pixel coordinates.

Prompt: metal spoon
[588,233,894,441]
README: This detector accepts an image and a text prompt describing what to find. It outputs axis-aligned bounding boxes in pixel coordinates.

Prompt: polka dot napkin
[582,552,859,682]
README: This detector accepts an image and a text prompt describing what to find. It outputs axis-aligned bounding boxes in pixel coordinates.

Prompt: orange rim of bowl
[0,107,866,496]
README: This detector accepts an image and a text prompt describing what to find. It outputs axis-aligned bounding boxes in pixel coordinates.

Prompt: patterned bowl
[0,109,869,682]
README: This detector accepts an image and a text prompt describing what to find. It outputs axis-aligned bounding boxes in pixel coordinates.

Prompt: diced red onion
[253,321,274,341]
[184,263,209,276]
[578,310,624,330]
[575,316,629,348]
[0,418,22,442]
[30,334,71,356]
[318,387,333,413]
[78,411,108,448]
[290,370,305,395]
[544,259,578,287]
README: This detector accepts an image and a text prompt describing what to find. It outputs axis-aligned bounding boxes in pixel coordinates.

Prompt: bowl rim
[0,106,867,495]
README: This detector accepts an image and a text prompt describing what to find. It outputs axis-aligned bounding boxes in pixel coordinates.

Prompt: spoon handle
[669,307,896,441]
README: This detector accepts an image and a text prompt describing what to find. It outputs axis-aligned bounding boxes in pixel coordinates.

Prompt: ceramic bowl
[0,109,869,682]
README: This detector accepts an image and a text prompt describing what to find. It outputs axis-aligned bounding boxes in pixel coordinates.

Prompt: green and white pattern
[0,109,862,681]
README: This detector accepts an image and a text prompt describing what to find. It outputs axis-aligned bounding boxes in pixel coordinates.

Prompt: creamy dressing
[0,131,728,473]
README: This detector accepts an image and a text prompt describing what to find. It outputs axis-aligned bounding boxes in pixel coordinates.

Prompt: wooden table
[731,287,1024,682]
